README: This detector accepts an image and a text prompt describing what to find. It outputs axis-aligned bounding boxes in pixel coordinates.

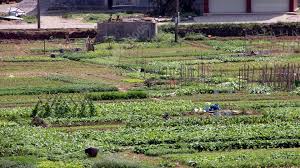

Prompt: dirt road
[0,15,96,29]
[0,0,96,29]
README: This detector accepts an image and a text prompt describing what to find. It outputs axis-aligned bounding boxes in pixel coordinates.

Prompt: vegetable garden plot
[0,39,85,58]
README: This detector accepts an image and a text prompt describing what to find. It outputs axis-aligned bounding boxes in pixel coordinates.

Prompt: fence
[244,34,300,56]
[144,63,300,91]
[239,64,300,91]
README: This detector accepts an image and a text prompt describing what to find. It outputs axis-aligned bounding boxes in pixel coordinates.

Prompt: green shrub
[160,22,300,37]
[184,33,207,41]
[31,95,97,118]
[86,91,147,101]
[295,80,300,87]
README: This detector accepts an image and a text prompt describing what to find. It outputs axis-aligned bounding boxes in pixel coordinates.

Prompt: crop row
[0,84,118,96]
[1,122,299,158]
[166,148,300,168]
[1,99,300,126]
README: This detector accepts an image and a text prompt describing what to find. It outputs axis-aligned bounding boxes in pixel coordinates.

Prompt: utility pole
[175,0,179,42]
[37,0,41,29]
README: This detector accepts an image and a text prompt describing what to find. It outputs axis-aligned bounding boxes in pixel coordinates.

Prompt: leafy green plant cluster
[144,83,236,98]
[204,40,246,53]
[174,84,235,96]
[86,91,147,101]
[61,50,112,61]
[292,87,300,95]
[184,33,207,41]
[248,84,273,94]
[31,96,97,118]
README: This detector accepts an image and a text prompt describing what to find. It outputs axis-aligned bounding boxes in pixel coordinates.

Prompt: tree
[152,0,195,16]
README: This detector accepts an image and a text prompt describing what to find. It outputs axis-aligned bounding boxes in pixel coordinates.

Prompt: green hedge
[160,22,300,37]
[86,91,148,101]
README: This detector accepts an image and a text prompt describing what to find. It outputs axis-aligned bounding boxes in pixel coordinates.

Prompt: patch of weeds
[92,158,153,168]
[122,79,144,83]
[21,15,37,24]
[0,159,35,168]
[184,33,207,41]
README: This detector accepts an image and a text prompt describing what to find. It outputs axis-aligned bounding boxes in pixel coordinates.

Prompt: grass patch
[69,12,144,23]
[21,15,37,24]
[2,56,64,62]
[0,76,118,96]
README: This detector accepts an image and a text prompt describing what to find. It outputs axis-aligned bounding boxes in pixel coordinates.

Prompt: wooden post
[239,68,241,91]
[269,67,273,87]
[175,0,179,43]
[252,66,255,87]
[37,0,41,29]
[292,64,296,90]
[198,63,200,81]
[274,64,277,89]
[287,63,290,90]
[247,65,250,83]
[43,40,46,55]
[261,66,265,85]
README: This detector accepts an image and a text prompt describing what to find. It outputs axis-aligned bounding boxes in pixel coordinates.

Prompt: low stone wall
[0,28,97,40]
[96,21,157,42]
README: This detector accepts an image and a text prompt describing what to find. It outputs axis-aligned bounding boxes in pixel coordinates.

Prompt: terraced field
[0,33,299,167]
